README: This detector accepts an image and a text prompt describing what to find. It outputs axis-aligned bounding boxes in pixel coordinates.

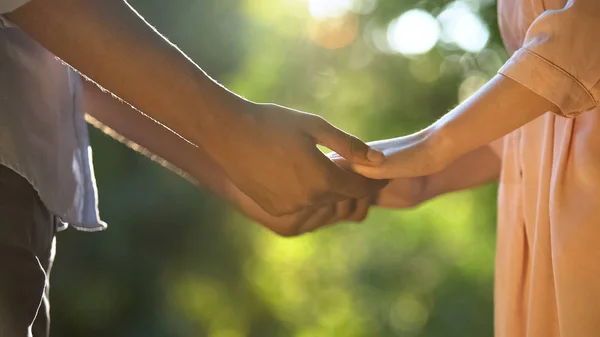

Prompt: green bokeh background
[51,0,504,336]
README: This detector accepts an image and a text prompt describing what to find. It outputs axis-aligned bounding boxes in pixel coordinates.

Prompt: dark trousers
[0,166,56,337]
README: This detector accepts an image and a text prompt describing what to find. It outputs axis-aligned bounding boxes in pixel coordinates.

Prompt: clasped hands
[211,102,453,237]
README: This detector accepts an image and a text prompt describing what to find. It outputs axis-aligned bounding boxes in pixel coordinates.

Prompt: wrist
[184,83,257,146]
[416,123,457,175]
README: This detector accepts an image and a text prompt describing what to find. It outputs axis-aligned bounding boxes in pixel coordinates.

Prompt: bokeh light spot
[308,0,353,19]
[387,10,440,55]
[438,1,490,52]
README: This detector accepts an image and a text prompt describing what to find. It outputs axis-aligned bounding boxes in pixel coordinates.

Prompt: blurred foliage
[51,0,504,336]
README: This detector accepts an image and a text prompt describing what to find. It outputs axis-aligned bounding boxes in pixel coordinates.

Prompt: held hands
[211,101,452,236]
[210,101,388,216]
[235,126,447,236]
[234,151,433,237]
[229,174,427,236]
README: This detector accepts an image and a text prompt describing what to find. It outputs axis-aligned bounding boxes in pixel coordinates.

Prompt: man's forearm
[8,0,243,148]
[81,79,233,199]
[83,80,313,234]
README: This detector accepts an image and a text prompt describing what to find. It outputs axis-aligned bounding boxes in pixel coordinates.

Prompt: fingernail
[367,149,384,163]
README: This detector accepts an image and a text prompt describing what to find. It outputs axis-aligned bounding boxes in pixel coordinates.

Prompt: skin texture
[7,0,386,217]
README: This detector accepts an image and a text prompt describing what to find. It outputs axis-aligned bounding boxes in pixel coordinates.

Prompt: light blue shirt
[1,2,105,231]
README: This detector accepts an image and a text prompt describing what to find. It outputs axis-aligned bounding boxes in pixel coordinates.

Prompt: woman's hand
[328,128,452,180]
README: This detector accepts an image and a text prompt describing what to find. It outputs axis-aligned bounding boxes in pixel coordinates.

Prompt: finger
[334,198,354,221]
[328,198,354,225]
[308,117,384,167]
[297,205,337,234]
[346,196,373,222]
[311,190,347,206]
[308,147,388,199]
[332,168,388,200]
[331,164,389,199]
[351,163,400,180]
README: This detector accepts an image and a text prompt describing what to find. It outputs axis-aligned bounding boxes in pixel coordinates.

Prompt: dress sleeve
[499,0,600,118]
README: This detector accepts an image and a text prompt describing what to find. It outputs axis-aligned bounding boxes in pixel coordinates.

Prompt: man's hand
[211,101,387,216]
[227,179,376,236]
[266,176,427,235]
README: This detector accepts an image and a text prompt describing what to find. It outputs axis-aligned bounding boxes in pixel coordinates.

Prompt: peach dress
[495,0,600,336]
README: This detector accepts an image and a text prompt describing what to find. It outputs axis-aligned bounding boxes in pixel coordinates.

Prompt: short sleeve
[499,0,600,118]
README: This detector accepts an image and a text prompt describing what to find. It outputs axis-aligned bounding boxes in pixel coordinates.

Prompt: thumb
[309,117,384,167]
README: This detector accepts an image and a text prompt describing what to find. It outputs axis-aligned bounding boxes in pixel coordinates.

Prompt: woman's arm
[352,0,600,180]
[349,76,555,179]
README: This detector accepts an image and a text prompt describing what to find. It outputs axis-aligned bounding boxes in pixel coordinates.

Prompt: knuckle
[347,135,360,151]
[307,114,328,132]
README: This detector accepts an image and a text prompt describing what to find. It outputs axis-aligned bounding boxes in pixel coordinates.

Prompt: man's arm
[6,0,386,216]
[83,80,364,236]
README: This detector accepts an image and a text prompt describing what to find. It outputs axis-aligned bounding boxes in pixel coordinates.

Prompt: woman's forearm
[350,75,558,180]
[431,75,558,165]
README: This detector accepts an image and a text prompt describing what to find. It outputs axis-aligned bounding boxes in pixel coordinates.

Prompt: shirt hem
[0,161,107,232]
